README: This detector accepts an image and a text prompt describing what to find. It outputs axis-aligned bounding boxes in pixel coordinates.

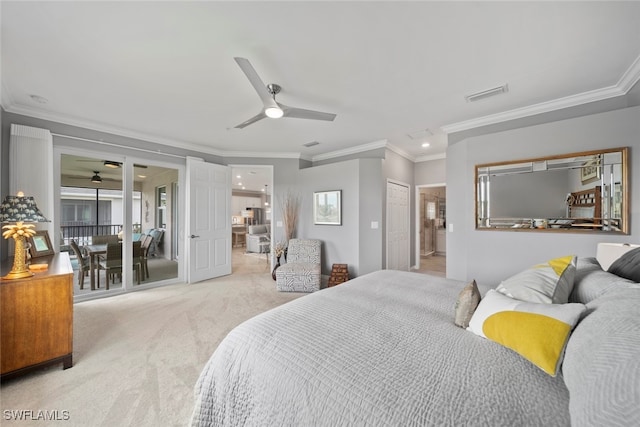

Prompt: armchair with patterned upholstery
[276,239,321,292]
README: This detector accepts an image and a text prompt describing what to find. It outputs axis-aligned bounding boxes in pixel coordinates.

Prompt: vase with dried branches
[279,190,301,259]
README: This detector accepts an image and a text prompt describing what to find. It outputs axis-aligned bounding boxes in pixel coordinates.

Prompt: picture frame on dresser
[28,230,55,258]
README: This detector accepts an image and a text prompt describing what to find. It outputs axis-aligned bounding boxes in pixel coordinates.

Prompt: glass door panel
[60,154,123,296]
[135,165,178,285]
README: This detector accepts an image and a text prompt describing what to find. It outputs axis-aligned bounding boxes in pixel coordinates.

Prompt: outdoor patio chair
[140,235,153,279]
[92,234,119,245]
[70,239,90,289]
[97,242,141,290]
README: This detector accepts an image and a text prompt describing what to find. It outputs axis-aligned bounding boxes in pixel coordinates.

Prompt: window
[156,185,167,229]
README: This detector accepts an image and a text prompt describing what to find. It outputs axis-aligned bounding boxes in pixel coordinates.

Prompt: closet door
[386,180,409,271]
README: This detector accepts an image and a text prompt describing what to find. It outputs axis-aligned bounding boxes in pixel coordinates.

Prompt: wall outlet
[371,221,379,229]
[276,221,283,227]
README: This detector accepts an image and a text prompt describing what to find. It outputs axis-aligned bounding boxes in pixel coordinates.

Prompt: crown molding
[222,151,303,159]
[2,102,330,161]
[311,139,388,162]
[3,103,229,157]
[442,53,640,134]
[385,143,416,162]
[415,152,446,163]
[617,53,640,93]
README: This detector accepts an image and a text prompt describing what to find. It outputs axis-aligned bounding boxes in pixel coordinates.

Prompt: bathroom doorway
[417,185,446,276]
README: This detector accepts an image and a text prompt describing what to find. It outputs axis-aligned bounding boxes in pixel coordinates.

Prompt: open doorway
[229,165,274,276]
[415,184,446,277]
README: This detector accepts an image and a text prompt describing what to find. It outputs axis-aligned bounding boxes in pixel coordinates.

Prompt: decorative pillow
[570,261,636,304]
[562,287,640,426]
[495,255,577,304]
[467,289,586,376]
[607,247,640,282]
[454,279,481,328]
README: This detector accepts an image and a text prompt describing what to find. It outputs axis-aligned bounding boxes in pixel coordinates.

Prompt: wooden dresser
[1,252,73,380]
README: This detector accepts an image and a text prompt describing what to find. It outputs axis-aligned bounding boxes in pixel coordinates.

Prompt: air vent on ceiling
[303,141,320,148]
[465,84,509,102]
[407,129,433,140]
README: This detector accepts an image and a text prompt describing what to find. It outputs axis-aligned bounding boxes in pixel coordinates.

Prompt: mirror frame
[475,147,629,234]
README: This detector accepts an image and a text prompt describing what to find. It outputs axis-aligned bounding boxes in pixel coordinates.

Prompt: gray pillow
[607,247,640,282]
[570,257,637,304]
[496,255,577,304]
[454,279,481,328]
[562,287,640,426]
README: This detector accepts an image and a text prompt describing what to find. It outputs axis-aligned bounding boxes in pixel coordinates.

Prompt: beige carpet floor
[0,250,302,426]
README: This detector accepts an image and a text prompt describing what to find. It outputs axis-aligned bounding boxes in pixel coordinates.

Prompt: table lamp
[1,192,49,279]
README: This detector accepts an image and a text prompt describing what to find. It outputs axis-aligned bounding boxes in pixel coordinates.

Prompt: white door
[386,180,410,271]
[186,158,231,283]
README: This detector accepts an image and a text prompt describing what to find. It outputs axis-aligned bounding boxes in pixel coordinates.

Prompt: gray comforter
[191,270,570,426]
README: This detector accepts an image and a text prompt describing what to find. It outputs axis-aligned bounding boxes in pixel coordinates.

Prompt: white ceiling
[2,1,640,161]
[59,155,271,193]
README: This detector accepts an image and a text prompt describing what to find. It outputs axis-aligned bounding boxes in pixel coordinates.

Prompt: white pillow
[468,290,586,376]
[496,255,577,304]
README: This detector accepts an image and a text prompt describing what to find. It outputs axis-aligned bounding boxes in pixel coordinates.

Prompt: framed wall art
[581,156,601,184]
[313,190,342,225]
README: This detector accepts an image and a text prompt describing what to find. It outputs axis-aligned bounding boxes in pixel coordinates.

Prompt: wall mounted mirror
[476,147,628,234]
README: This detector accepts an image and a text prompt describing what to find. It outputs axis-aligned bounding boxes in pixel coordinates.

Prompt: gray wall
[446,105,640,287]
[0,109,388,277]
[415,158,446,184]
[297,159,361,276]
[358,158,384,274]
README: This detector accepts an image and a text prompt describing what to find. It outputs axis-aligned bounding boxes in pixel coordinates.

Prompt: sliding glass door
[59,152,179,300]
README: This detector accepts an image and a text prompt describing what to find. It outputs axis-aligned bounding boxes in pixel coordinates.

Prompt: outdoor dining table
[84,244,107,290]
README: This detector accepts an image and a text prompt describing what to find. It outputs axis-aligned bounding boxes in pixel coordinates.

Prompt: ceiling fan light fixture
[91,171,102,183]
[104,160,121,168]
[265,106,284,119]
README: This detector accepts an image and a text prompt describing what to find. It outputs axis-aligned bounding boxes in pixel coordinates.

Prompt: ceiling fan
[234,57,337,129]
[75,159,148,168]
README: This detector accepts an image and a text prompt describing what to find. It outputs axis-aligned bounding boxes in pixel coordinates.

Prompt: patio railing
[60,224,122,247]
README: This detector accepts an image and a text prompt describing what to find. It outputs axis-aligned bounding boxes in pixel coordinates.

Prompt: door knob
[190,234,200,238]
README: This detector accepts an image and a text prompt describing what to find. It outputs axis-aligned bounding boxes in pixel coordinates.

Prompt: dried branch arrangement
[279,190,301,242]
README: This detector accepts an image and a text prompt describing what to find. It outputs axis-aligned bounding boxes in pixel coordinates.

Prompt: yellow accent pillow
[468,290,586,376]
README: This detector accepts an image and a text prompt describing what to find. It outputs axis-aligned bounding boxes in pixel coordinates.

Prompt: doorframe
[385,179,411,271]
[228,164,274,270]
[414,183,446,270]
[54,145,186,301]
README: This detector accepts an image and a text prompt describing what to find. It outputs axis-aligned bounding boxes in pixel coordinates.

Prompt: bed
[191,257,640,426]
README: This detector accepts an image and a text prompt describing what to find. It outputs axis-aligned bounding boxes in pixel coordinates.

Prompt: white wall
[447,105,640,287]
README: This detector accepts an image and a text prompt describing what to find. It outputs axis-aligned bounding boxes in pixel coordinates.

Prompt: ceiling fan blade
[281,105,336,122]
[234,111,267,129]
[234,57,279,110]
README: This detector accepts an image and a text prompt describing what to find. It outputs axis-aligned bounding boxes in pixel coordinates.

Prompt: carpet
[243,251,270,261]
[0,272,302,426]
